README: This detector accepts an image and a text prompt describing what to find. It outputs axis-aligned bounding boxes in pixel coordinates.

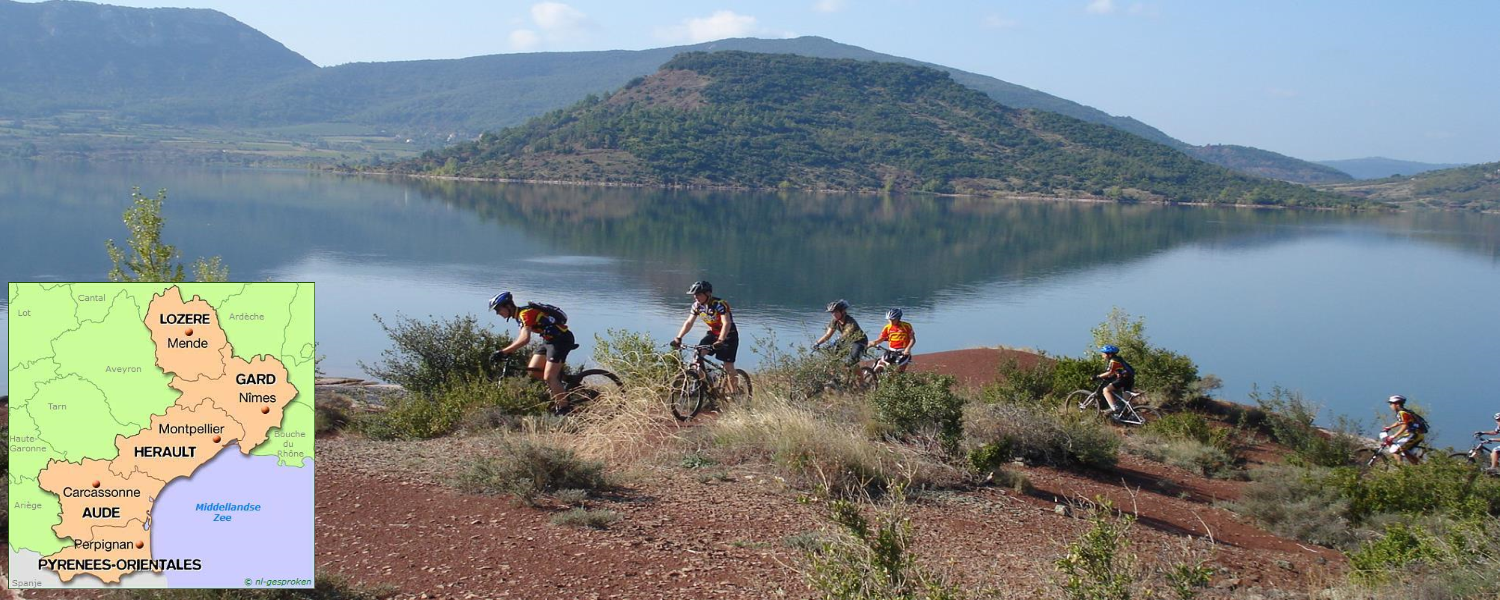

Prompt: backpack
[1404,409,1428,433]
[1113,357,1135,378]
[525,302,568,325]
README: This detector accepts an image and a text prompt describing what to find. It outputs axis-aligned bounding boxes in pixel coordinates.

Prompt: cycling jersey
[1396,409,1428,433]
[692,297,737,336]
[518,306,569,341]
[874,321,914,350]
[1106,357,1134,379]
[829,314,868,344]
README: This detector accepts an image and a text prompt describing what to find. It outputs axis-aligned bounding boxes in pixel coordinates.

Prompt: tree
[105,188,229,282]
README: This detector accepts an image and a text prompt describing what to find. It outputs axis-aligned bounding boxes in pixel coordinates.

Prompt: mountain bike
[491,351,623,414]
[668,343,753,421]
[1353,431,1431,471]
[1449,433,1499,473]
[857,346,909,391]
[1069,379,1156,426]
[790,343,871,401]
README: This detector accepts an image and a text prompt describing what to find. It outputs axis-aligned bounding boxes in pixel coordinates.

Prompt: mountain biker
[671,280,740,393]
[1475,412,1500,472]
[869,308,914,373]
[1382,395,1426,465]
[487,292,574,413]
[812,299,868,366]
[1094,345,1136,417]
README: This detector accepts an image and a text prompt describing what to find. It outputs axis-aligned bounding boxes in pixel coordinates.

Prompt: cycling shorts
[533,330,577,364]
[699,333,739,363]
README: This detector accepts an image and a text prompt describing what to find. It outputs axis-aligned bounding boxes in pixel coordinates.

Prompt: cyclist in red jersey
[869,308,915,373]
[488,291,574,412]
[671,281,741,393]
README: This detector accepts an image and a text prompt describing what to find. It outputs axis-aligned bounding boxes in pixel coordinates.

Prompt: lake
[3,160,1496,446]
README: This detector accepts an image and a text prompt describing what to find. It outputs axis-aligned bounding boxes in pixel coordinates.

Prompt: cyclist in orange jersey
[869,308,915,373]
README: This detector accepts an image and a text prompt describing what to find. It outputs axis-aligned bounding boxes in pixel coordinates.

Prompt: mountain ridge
[1316,156,1468,180]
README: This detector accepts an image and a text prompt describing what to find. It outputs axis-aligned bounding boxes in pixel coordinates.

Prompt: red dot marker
[185,328,194,337]
[135,541,145,549]
[213,435,222,443]
[261,406,270,414]
[92,480,101,488]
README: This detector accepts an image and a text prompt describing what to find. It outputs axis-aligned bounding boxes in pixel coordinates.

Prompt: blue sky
[45,0,1500,164]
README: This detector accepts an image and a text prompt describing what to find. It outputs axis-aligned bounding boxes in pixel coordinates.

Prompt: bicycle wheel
[724,369,752,403]
[1067,390,1098,413]
[1120,406,1157,427]
[1353,448,1393,473]
[565,369,623,405]
[1449,451,1477,464]
[859,367,879,391]
[669,370,706,421]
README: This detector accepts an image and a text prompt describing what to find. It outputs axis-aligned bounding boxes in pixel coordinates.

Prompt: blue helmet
[885,308,903,321]
[487,291,513,312]
[1099,345,1120,354]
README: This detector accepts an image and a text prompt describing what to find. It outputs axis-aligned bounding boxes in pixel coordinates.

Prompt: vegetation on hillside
[1185,144,1352,184]
[390,52,1354,206]
[1321,161,1500,211]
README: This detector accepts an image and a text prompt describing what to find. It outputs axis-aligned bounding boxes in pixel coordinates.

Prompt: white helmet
[1387,395,1407,405]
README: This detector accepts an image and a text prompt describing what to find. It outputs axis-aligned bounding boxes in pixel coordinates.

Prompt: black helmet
[826,299,849,313]
[687,280,713,295]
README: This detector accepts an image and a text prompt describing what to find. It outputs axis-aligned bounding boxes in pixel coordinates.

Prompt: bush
[1251,385,1364,468]
[355,375,544,440]
[982,356,1056,405]
[1126,436,1238,479]
[1049,356,1103,399]
[801,488,966,600]
[453,435,608,505]
[550,508,621,529]
[1333,457,1500,522]
[867,373,964,455]
[710,398,962,498]
[1340,518,1500,596]
[359,314,515,395]
[314,394,353,437]
[592,328,676,387]
[1056,502,1135,600]
[965,402,1119,470]
[1229,466,1358,547]
[752,335,861,401]
[1141,413,1232,453]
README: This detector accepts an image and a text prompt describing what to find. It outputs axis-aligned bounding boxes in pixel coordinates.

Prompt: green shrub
[1090,308,1200,406]
[867,373,964,455]
[1141,413,1232,453]
[1230,466,1358,547]
[1050,356,1102,399]
[1251,385,1364,468]
[359,314,515,395]
[1126,436,1238,479]
[802,488,966,600]
[453,435,608,505]
[752,335,862,401]
[1056,501,1136,600]
[1348,522,1436,582]
[1339,518,1500,596]
[965,402,1119,469]
[355,375,544,440]
[592,328,676,387]
[550,508,620,529]
[314,394,353,437]
[982,356,1056,405]
[1333,457,1500,522]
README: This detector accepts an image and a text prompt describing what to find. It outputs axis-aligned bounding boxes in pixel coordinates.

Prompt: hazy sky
[38,0,1500,164]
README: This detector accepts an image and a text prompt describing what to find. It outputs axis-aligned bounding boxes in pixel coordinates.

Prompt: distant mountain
[0,0,315,113]
[1185,145,1352,184]
[389,52,1352,208]
[1316,157,1468,180]
[1320,161,1500,211]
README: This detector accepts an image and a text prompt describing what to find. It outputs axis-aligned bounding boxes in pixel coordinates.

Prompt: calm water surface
[3,161,1496,445]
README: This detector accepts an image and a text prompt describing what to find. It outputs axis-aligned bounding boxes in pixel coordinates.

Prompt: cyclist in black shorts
[671,280,741,393]
[488,291,575,412]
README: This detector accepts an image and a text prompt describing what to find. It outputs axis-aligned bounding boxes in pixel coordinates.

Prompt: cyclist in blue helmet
[487,291,575,412]
[1094,345,1135,417]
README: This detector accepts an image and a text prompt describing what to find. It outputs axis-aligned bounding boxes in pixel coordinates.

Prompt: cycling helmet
[487,291,513,312]
[826,299,849,313]
[885,308,903,321]
[1387,395,1407,405]
[687,280,712,295]
[1493,412,1500,421]
[1099,345,1120,355]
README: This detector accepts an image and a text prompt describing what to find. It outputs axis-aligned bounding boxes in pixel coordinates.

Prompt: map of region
[8,283,314,590]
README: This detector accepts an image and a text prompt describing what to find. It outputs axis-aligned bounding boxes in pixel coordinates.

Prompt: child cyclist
[812,299,868,366]
[869,308,915,373]
[1382,395,1427,465]
[1094,345,1136,417]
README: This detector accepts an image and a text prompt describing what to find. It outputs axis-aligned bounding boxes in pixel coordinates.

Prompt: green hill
[388,52,1352,207]
[0,0,314,114]
[1320,161,1500,211]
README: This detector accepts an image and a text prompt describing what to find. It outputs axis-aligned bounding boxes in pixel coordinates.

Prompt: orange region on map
[110,397,245,483]
[142,288,229,382]
[34,286,299,584]
[37,520,153,584]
